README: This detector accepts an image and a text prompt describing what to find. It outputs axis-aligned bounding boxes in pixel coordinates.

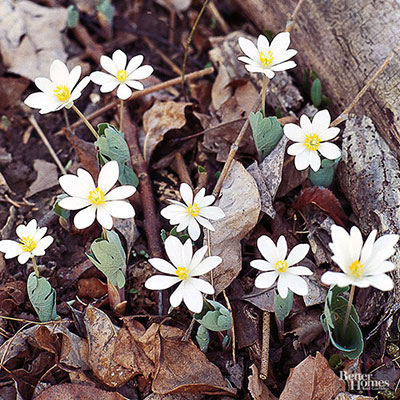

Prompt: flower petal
[183,282,204,312]
[189,245,208,270]
[24,92,54,110]
[321,271,353,287]
[250,259,275,271]
[25,220,38,238]
[59,175,90,198]
[98,161,119,194]
[182,238,193,268]
[193,188,205,205]
[277,274,289,298]
[96,207,113,229]
[179,183,193,206]
[112,49,127,70]
[67,65,81,91]
[33,227,47,242]
[257,34,270,53]
[100,80,120,93]
[198,195,215,208]
[117,83,132,100]
[276,236,287,260]
[103,201,135,219]
[299,114,312,133]
[286,243,310,266]
[145,275,180,290]
[189,278,214,294]
[273,49,297,65]
[50,60,69,84]
[18,252,31,264]
[125,80,144,90]
[257,235,279,264]
[90,71,115,85]
[312,110,331,132]
[269,61,296,72]
[70,76,90,102]
[238,37,260,61]
[74,205,96,229]
[269,32,291,54]
[33,236,53,255]
[105,185,136,200]
[284,123,304,142]
[318,143,341,160]
[35,77,55,95]
[287,266,313,276]
[195,216,215,231]
[255,271,278,289]
[285,273,309,296]
[100,55,118,76]
[190,256,222,276]
[148,258,176,274]
[349,226,363,262]
[165,236,184,268]
[170,282,184,307]
[58,196,91,210]
[126,55,144,75]
[199,206,225,220]
[309,150,321,172]
[319,127,340,141]
[287,143,306,156]
[129,65,153,80]
[238,56,260,67]
[188,218,201,240]
[294,150,310,170]
[370,274,394,291]
[0,240,23,258]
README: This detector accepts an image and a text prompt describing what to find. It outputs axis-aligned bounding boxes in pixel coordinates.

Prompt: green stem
[261,74,268,117]
[102,227,108,239]
[71,104,99,139]
[31,256,39,278]
[341,285,355,341]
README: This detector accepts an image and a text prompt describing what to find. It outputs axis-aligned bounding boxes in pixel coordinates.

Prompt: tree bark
[232,0,400,155]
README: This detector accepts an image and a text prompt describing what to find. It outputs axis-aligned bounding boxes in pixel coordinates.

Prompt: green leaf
[321,285,364,359]
[194,300,232,332]
[196,325,210,352]
[27,273,58,322]
[311,78,322,107]
[160,229,167,242]
[87,230,127,288]
[308,156,341,187]
[249,112,283,161]
[198,165,206,173]
[53,194,70,219]
[274,289,293,321]
[66,5,79,28]
[170,226,189,243]
[96,0,114,23]
[95,124,138,187]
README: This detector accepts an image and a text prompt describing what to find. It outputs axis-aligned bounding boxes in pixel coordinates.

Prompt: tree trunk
[232,0,400,155]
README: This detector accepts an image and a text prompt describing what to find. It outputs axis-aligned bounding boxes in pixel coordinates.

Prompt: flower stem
[341,285,355,341]
[119,99,124,132]
[71,104,99,140]
[261,74,268,117]
[31,256,39,278]
[102,227,108,239]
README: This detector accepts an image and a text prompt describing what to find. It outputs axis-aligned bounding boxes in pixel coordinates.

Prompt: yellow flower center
[176,267,189,281]
[259,50,274,67]
[88,187,106,205]
[53,85,70,102]
[349,260,364,278]
[187,203,200,217]
[304,133,321,151]
[19,236,37,252]
[274,260,288,273]
[116,69,128,82]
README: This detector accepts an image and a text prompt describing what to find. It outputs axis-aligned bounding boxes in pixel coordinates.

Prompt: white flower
[90,49,153,100]
[160,183,225,241]
[251,235,312,298]
[58,160,136,230]
[24,60,90,114]
[321,225,399,291]
[145,236,221,312]
[238,32,297,79]
[0,219,53,264]
[284,109,341,172]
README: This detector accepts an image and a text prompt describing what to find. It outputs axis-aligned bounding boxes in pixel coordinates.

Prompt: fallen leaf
[143,101,191,161]
[280,352,345,400]
[208,160,261,294]
[292,186,347,227]
[26,159,59,197]
[0,281,26,315]
[155,0,192,12]
[0,0,67,81]
[0,77,30,110]
[334,393,374,400]
[78,278,108,299]
[35,383,128,399]
[211,63,232,111]
[248,364,277,400]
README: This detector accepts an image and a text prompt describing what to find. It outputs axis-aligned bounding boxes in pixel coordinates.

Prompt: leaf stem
[120,99,124,132]
[261,75,268,117]
[31,256,39,278]
[71,104,99,139]
[341,285,355,341]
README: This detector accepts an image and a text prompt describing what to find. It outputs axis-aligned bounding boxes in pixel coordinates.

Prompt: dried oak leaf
[280,352,345,400]
[26,159,59,197]
[292,186,347,227]
[0,281,26,314]
[248,364,277,400]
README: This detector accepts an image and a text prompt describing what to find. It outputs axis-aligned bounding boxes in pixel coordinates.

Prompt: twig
[71,22,104,62]
[182,318,196,341]
[206,229,215,300]
[259,311,270,379]
[55,67,214,135]
[208,2,230,34]
[28,115,67,175]
[181,0,211,98]
[331,46,398,127]
[173,153,193,187]
[119,100,124,132]
[222,289,236,365]
[285,0,306,33]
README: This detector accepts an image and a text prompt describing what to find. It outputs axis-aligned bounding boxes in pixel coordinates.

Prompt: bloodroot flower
[284,109,341,172]
[58,160,136,230]
[160,183,225,241]
[90,49,153,100]
[145,236,221,312]
[251,235,312,298]
[238,32,297,79]
[24,60,90,114]
[321,225,399,291]
[0,219,53,264]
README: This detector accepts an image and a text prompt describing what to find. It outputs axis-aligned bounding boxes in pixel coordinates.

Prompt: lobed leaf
[194,300,232,332]
[274,289,293,321]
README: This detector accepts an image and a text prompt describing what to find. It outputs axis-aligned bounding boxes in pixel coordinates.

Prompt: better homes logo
[340,371,389,391]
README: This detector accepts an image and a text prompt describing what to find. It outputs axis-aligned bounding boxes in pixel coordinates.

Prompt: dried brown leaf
[248,364,277,400]
[26,159,59,197]
[78,278,108,299]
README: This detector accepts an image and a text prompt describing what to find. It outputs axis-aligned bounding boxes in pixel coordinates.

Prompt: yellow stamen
[176,267,189,281]
[187,203,200,217]
[274,260,288,273]
[349,260,364,278]
[116,69,127,82]
[19,236,37,252]
[53,85,70,102]
[303,133,321,151]
[259,50,274,67]
[88,187,106,205]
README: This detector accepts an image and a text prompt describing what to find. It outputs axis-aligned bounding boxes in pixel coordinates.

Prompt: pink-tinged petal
[24,92,54,110]
[198,195,215,208]
[286,243,310,266]
[50,60,69,84]
[112,49,127,70]
[58,197,91,210]
[277,274,289,298]
[284,123,304,142]
[96,207,113,230]
[285,273,308,296]
[125,80,144,90]
[367,274,393,291]
[103,201,135,219]
[98,160,119,194]
[299,114,312,133]
[90,71,115,85]
[257,235,279,264]
[0,240,23,258]
[287,266,313,275]
[255,271,278,289]
[126,55,144,75]
[238,37,259,61]
[18,252,31,264]
[77,168,96,191]
[250,259,275,271]
[35,77,55,95]
[67,65,81,91]
[182,283,204,312]
[169,282,185,307]
[309,150,321,172]
[180,183,193,206]
[269,61,296,72]
[165,236,184,268]
[188,218,201,240]
[74,205,96,229]
[287,143,306,156]
[269,32,291,54]
[257,34,270,53]
[190,256,222,276]
[100,55,118,76]
[145,275,180,290]
[59,175,91,198]
[189,245,208,271]
[276,236,287,260]
[294,150,310,170]
[129,65,153,80]
[105,185,136,200]
[199,206,224,220]
[193,188,205,205]
[148,258,176,274]
[190,278,214,294]
[117,83,132,100]
[312,110,331,132]
[319,127,340,141]
[318,142,341,160]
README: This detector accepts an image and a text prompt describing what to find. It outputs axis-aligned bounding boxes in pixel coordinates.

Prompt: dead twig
[222,289,236,365]
[285,0,306,33]
[208,2,230,34]
[71,23,104,63]
[259,311,270,379]
[173,153,193,187]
